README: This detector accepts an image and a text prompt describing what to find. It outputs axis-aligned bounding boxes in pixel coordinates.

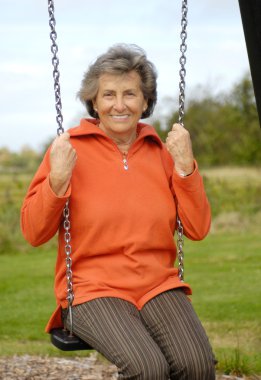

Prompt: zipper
[122,152,128,170]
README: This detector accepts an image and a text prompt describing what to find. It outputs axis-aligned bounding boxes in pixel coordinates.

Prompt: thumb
[59,131,70,141]
[51,132,70,152]
[172,123,182,131]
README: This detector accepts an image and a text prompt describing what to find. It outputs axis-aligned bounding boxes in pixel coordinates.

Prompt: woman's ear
[92,100,97,112]
[143,99,148,112]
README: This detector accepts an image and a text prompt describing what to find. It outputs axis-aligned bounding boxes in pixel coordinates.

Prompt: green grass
[0,232,260,374]
[0,167,260,374]
[0,245,89,357]
[185,232,261,375]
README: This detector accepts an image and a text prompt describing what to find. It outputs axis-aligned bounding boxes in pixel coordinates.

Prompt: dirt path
[0,354,260,380]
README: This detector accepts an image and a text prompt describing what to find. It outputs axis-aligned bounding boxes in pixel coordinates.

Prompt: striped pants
[63,289,216,380]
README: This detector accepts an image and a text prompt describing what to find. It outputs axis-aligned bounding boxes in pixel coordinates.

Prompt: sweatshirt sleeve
[171,162,211,240]
[20,150,71,247]
[160,145,211,240]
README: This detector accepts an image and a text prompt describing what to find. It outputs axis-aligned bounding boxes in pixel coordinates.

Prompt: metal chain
[63,201,74,335]
[48,0,74,335]
[47,0,64,136]
[178,0,188,127]
[177,0,188,282]
[177,217,185,281]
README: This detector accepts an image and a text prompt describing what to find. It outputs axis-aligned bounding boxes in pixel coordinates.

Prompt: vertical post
[238,0,261,126]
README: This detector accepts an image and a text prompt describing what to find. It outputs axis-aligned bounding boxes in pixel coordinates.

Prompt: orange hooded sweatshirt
[21,119,211,332]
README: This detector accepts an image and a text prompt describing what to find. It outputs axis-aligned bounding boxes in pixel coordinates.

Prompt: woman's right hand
[49,132,77,196]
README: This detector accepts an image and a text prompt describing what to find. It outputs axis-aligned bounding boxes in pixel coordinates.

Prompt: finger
[167,131,177,142]
[165,135,171,144]
[50,136,59,151]
[72,148,77,159]
[167,130,175,139]
[53,132,71,148]
[51,137,73,159]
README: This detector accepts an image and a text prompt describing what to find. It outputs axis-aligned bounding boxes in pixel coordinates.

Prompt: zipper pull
[122,153,128,170]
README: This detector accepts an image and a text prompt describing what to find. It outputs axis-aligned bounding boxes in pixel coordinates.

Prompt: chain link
[178,0,188,127]
[63,199,74,336]
[177,217,185,281]
[48,1,74,335]
[63,202,74,306]
[177,0,188,282]
[47,0,64,136]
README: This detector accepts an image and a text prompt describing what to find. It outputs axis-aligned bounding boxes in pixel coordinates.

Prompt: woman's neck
[99,124,137,154]
[116,141,134,155]
[112,133,136,147]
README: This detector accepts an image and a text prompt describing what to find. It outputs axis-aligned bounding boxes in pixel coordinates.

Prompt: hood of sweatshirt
[68,118,163,148]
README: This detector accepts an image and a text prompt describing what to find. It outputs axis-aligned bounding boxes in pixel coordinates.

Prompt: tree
[159,74,261,166]
[0,146,41,172]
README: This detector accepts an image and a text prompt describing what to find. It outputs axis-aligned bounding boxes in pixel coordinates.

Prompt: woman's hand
[166,123,194,177]
[49,132,77,196]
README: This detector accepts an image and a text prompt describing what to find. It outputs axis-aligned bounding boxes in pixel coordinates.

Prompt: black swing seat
[51,328,93,351]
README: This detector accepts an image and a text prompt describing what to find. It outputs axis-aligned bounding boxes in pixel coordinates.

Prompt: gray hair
[77,44,157,119]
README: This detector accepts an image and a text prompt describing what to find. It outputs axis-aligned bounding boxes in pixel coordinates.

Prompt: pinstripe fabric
[140,290,216,379]
[63,289,216,380]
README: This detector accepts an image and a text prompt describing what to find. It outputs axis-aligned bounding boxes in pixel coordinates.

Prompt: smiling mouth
[111,115,129,119]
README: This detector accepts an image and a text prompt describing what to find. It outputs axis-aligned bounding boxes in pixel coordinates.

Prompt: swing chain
[178,0,188,127]
[48,0,64,136]
[177,217,185,281]
[48,1,74,335]
[176,0,188,282]
[63,201,74,335]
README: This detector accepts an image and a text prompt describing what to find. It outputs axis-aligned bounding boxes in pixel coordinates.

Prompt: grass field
[0,233,260,375]
[0,167,260,376]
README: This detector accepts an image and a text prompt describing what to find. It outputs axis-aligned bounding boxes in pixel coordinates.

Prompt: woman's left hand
[166,123,194,176]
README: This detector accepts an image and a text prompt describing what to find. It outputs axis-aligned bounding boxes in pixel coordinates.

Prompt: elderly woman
[21,44,215,380]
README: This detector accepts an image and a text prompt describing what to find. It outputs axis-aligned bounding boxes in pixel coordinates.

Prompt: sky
[0,0,250,152]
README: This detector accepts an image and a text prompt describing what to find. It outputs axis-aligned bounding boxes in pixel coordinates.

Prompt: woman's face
[93,70,147,141]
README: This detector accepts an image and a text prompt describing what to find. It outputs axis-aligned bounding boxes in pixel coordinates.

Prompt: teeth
[112,115,128,119]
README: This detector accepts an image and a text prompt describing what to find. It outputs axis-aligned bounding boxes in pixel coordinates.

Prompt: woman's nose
[113,96,126,112]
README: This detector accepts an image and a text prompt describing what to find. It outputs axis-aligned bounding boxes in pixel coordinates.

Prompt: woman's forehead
[98,71,142,89]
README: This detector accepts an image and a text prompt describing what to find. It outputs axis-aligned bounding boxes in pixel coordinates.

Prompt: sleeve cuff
[173,159,197,179]
[172,160,203,191]
[45,174,71,200]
